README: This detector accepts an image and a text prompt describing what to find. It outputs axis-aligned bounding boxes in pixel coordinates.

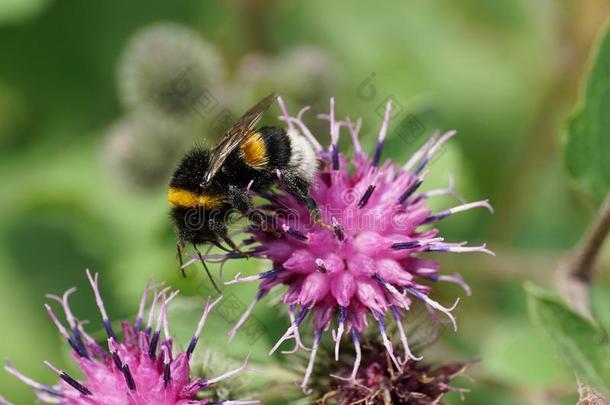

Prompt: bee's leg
[220,234,244,255]
[176,242,186,278]
[279,170,328,229]
[193,243,221,294]
[228,185,253,215]
[228,185,279,237]
[209,239,234,253]
[207,217,238,253]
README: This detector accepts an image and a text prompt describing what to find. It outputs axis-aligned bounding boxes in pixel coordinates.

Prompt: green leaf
[526,283,610,396]
[565,26,610,202]
[481,319,567,388]
[591,281,610,333]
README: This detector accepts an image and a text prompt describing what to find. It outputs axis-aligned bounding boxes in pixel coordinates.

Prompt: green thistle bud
[117,23,224,124]
[102,112,188,191]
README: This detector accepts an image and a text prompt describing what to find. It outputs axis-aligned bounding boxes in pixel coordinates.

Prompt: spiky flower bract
[185,97,493,393]
[4,270,258,405]
[322,340,469,405]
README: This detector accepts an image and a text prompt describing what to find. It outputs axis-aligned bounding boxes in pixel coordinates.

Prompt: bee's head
[170,206,213,245]
[169,147,211,192]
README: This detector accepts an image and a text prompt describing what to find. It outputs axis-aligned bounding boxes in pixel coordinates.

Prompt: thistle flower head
[4,270,258,405]
[237,46,338,108]
[103,113,187,191]
[324,340,469,405]
[118,23,224,123]
[187,98,493,393]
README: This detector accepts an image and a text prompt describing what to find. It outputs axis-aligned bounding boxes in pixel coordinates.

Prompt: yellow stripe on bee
[240,131,268,169]
[167,187,224,208]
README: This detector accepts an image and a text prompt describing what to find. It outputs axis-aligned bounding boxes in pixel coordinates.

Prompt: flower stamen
[44,303,88,359]
[187,295,223,357]
[345,116,363,155]
[413,130,456,175]
[398,171,428,204]
[405,287,459,331]
[198,354,256,390]
[134,277,154,331]
[419,174,466,203]
[146,286,167,336]
[391,307,422,362]
[285,106,323,152]
[372,101,393,166]
[282,304,311,354]
[300,331,321,394]
[162,347,171,388]
[276,96,295,134]
[351,330,362,381]
[427,242,495,256]
[375,313,402,372]
[86,269,116,340]
[403,131,439,172]
[269,304,311,355]
[44,361,92,396]
[5,362,62,397]
[228,289,266,342]
[357,184,376,209]
[333,306,347,361]
[436,273,472,296]
[423,199,494,224]
[121,363,137,392]
[391,237,443,250]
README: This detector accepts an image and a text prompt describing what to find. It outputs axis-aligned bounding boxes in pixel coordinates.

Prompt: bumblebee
[168,94,320,290]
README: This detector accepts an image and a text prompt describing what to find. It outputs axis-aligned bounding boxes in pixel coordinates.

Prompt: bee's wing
[203,93,278,185]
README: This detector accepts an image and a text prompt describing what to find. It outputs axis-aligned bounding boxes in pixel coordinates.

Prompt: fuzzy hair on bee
[167,94,321,290]
[168,147,231,244]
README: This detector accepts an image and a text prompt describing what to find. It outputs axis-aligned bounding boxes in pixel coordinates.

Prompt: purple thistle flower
[4,270,258,405]
[185,97,493,394]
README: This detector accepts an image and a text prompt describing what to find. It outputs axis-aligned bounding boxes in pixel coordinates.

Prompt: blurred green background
[1,0,609,403]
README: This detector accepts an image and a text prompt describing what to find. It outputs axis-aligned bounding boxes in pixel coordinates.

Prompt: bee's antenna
[176,242,186,278]
[193,244,221,294]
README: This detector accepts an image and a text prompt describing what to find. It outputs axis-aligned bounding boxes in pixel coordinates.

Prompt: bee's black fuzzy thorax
[169,147,211,192]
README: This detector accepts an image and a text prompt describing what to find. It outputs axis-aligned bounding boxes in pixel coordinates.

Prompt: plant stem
[569,193,610,283]
[556,193,610,404]
[558,193,610,319]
